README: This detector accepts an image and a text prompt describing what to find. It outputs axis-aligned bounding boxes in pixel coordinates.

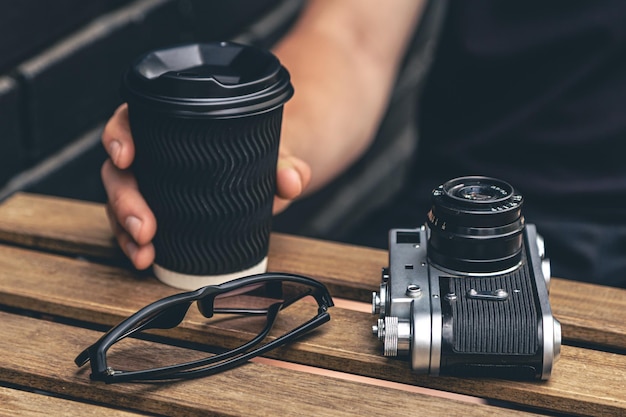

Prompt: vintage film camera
[372,176,561,380]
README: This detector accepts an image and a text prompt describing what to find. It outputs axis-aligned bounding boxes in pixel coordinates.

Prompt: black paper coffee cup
[121,42,293,290]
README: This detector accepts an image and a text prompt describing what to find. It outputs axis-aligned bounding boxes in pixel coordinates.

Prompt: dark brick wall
[0,0,134,74]
[0,77,23,185]
[16,0,184,163]
[0,0,185,198]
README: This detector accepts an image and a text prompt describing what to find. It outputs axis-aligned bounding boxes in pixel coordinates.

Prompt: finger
[275,155,312,200]
[105,204,155,270]
[101,159,156,247]
[273,196,292,214]
[273,155,312,214]
[102,103,135,169]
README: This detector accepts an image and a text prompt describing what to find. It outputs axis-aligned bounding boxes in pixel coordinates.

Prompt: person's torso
[412,0,626,223]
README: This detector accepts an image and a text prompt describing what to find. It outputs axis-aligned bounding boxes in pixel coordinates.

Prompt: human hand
[101,104,311,270]
[101,104,156,270]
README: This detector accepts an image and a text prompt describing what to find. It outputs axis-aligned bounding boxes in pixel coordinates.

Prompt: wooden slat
[0,192,625,351]
[0,312,539,417]
[550,279,626,349]
[0,193,120,260]
[0,386,145,417]
[0,244,624,417]
[0,192,385,299]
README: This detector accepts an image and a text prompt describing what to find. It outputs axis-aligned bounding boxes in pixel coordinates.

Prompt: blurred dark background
[0,0,443,242]
[0,0,304,200]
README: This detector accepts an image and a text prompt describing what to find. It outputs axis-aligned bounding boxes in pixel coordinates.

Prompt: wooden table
[0,193,624,416]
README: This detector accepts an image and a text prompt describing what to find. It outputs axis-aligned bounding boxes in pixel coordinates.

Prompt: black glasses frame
[75,272,334,383]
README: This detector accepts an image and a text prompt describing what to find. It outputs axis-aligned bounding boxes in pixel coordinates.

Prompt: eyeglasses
[74,272,334,383]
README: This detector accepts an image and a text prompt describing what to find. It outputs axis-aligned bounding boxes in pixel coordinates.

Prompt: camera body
[372,177,561,380]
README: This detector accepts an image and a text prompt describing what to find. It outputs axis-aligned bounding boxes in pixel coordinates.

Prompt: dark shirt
[414,0,626,222]
[351,0,626,286]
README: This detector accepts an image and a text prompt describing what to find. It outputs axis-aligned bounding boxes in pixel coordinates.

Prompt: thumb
[273,155,311,214]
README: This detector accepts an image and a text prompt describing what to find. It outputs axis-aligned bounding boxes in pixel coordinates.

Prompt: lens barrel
[426,176,525,273]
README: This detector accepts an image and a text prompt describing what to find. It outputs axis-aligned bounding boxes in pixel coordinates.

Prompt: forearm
[273,0,426,193]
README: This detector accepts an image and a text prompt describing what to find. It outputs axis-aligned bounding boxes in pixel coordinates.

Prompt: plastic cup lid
[122,42,293,118]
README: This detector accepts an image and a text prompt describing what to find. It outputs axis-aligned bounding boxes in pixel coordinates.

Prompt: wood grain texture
[0,193,386,299]
[0,386,144,417]
[550,279,626,348]
[0,312,539,417]
[0,244,624,417]
[0,192,119,260]
[0,192,624,351]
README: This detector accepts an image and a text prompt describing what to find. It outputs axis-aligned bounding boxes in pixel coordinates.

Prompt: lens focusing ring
[427,176,525,273]
[431,176,522,227]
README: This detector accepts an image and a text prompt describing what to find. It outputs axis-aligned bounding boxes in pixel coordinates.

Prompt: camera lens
[450,183,504,201]
[426,176,524,273]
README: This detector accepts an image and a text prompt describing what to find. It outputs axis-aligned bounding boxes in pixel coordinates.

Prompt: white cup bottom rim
[153,257,268,290]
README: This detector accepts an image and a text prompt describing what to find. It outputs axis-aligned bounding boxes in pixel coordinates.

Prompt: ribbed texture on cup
[130,108,282,275]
